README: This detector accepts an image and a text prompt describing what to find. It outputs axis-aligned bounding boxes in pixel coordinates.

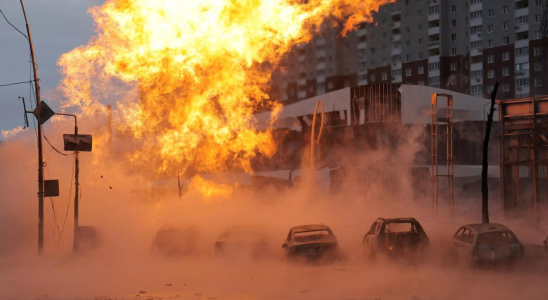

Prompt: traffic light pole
[19,0,44,254]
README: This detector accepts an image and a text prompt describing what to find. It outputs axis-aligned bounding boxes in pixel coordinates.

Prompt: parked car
[362,218,429,258]
[451,223,524,264]
[282,224,339,261]
[214,225,269,258]
[151,225,199,257]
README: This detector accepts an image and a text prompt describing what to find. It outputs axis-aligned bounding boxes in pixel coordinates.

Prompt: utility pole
[481,81,500,224]
[20,0,44,254]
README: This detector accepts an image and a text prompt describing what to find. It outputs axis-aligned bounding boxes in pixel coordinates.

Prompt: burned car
[151,225,200,257]
[214,225,269,258]
[362,218,429,258]
[451,223,524,264]
[282,224,339,260]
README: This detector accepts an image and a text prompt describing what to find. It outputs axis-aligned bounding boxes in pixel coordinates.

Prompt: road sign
[33,101,55,125]
[44,180,59,197]
[63,134,92,152]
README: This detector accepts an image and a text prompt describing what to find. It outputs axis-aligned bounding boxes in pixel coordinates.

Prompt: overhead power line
[0,80,37,87]
[0,9,28,40]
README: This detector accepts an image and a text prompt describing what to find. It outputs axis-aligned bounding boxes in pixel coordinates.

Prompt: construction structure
[498,95,548,223]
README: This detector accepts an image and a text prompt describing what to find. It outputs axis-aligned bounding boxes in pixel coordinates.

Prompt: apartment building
[270,0,548,102]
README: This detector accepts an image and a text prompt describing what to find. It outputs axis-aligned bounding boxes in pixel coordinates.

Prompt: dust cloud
[1,123,548,300]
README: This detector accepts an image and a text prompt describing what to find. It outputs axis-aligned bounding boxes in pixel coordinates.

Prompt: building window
[503,52,510,61]
[471,25,482,34]
[370,74,376,82]
[516,78,530,87]
[503,21,509,30]
[488,40,493,48]
[536,15,542,23]
[471,70,482,78]
[451,19,457,27]
[418,24,423,31]
[429,5,439,15]
[515,47,529,57]
[534,47,543,56]
[371,48,376,54]
[471,85,484,96]
[429,76,440,86]
[451,34,457,42]
[471,0,482,4]
[383,45,387,52]
[382,72,388,80]
[471,41,482,49]
[418,10,424,17]
[536,31,543,39]
[392,55,401,63]
[487,9,493,18]
[406,27,411,33]
[429,62,440,71]
[382,19,387,26]
[488,55,494,63]
[488,24,493,32]
[537,0,543,7]
[516,62,530,71]
[406,54,411,62]
[383,32,387,39]
[418,66,424,74]
[503,67,510,76]
[450,62,457,70]
[391,69,402,77]
[418,80,425,86]
[451,48,457,56]
[471,11,483,19]
[503,37,510,45]
[503,5,509,14]
[451,5,457,12]
[419,52,424,59]
[419,38,424,46]
[451,77,457,85]
[406,68,412,76]
[515,16,529,25]
[535,78,543,87]
[488,70,494,78]
[487,85,494,93]
[503,83,510,91]
[406,41,411,48]
[535,62,544,71]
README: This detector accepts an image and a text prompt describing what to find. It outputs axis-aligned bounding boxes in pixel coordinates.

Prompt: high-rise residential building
[271,0,548,102]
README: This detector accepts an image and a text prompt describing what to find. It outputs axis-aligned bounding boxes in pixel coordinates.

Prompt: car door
[461,229,475,257]
[363,222,377,249]
[365,221,380,251]
[452,227,466,257]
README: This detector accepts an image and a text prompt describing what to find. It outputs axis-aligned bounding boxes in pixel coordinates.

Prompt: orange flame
[56,0,390,195]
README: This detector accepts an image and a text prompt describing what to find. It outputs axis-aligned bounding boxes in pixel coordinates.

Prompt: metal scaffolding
[498,96,548,223]
[431,93,454,218]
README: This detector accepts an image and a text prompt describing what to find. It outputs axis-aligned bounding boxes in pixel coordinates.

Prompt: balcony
[358,41,368,49]
[515,39,529,48]
[392,75,402,83]
[392,21,401,29]
[298,55,306,63]
[470,33,482,42]
[515,55,529,64]
[298,78,306,86]
[428,26,440,36]
[428,13,440,21]
[515,70,529,78]
[471,48,483,57]
[391,61,401,69]
[428,55,440,63]
[317,75,325,83]
[316,62,326,70]
[470,3,482,11]
[298,91,306,99]
[428,40,440,49]
[515,23,529,33]
[315,38,325,46]
[472,76,483,84]
[516,86,530,95]
[515,7,529,18]
[471,62,483,71]
[391,47,401,55]
[358,28,367,36]
[392,34,401,42]
[470,18,482,27]
[316,49,326,58]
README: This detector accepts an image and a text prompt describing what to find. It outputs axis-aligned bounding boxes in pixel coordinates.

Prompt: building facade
[271,0,548,102]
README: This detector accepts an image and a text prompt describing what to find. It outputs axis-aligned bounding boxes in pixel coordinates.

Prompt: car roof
[291,224,330,232]
[377,217,418,223]
[463,223,511,233]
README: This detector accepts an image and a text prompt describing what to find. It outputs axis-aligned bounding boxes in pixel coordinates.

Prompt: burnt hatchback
[363,218,429,258]
[282,224,339,261]
[451,223,524,264]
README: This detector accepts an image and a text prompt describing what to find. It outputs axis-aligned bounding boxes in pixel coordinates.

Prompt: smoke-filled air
[2,0,548,299]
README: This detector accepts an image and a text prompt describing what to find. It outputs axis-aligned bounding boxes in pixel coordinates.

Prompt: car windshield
[386,222,415,233]
[478,231,518,246]
[294,230,330,243]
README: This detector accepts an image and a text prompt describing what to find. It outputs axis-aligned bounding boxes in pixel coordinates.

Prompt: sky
[0,0,104,140]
